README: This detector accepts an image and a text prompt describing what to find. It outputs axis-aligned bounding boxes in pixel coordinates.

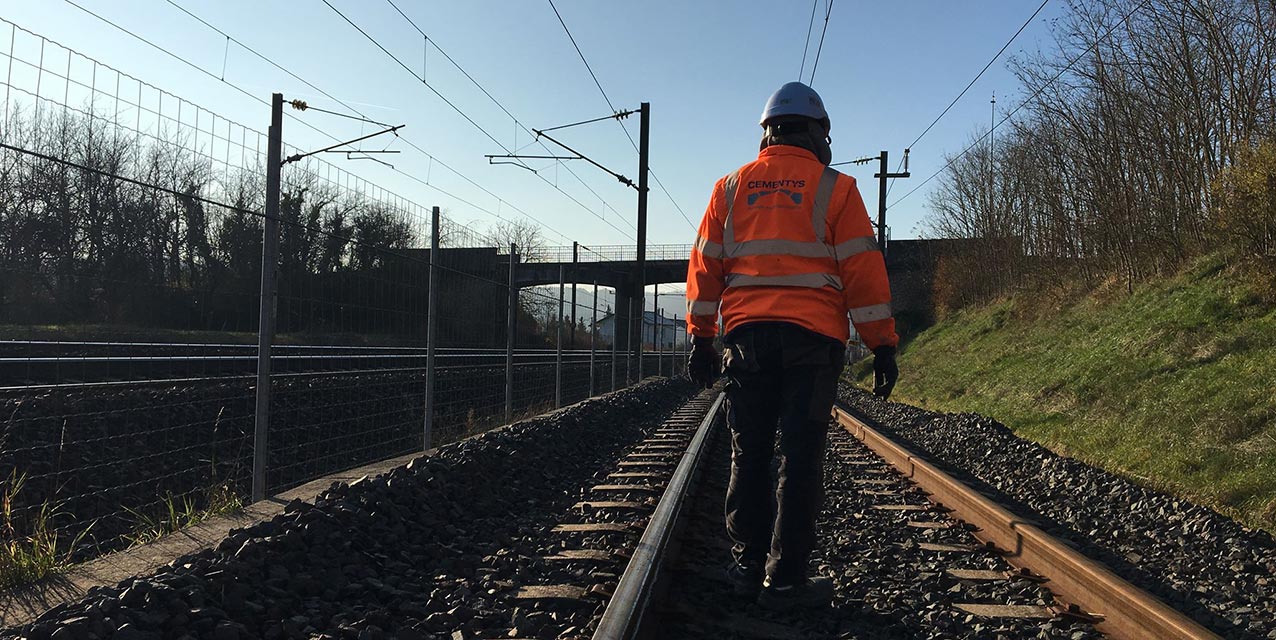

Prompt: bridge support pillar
[612,281,641,381]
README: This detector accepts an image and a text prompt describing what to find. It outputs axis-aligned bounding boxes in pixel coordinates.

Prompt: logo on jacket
[747,189,803,206]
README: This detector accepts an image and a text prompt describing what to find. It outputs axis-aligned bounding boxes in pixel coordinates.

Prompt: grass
[1,471,93,590]
[122,485,243,548]
[852,254,1276,533]
[1,472,243,591]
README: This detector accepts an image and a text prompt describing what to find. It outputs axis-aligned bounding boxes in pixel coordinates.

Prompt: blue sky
[1,0,1065,311]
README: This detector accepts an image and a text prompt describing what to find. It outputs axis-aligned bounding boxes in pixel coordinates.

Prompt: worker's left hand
[688,336,720,388]
[872,346,898,400]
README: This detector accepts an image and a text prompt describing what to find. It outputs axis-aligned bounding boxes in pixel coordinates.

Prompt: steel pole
[424,206,440,450]
[556,265,564,408]
[571,241,578,348]
[251,92,283,504]
[610,297,618,392]
[589,279,598,397]
[505,244,518,423]
[632,102,650,383]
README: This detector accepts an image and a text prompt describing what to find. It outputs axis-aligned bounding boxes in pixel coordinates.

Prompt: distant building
[594,311,687,349]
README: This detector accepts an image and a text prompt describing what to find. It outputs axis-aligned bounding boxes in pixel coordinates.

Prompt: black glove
[872,345,899,400]
[688,336,720,388]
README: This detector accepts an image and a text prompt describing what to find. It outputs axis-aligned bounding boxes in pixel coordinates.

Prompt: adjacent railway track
[0,343,633,387]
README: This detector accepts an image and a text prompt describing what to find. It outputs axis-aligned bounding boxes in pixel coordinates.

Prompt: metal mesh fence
[0,19,687,568]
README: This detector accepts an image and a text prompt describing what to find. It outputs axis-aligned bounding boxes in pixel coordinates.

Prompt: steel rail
[833,404,1221,640]
[592,391,725,640]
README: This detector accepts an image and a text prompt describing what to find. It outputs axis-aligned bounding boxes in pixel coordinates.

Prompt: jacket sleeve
[829,177,899,349]
[686,177,727,338]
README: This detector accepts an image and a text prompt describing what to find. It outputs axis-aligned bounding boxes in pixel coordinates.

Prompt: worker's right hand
[872,346,899,400]
[688,336,720,388]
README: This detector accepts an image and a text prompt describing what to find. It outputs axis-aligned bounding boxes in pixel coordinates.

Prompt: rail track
[585,399,1223,639]
[2,387,1235,639]
[0,341,684,387]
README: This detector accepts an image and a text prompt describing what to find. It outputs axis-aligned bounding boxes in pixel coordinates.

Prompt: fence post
[556,265,564,408]
[251,92,283,504]
[663,309,670,377]
[589,279,597,397]
[626,297,635,385]
[570,241,578,347]
[653,307,659,377]
[611,300,618,392]
[424,206,439,450]
[505,244,518,423]
[651,284,658,378]
[665,310,671,376]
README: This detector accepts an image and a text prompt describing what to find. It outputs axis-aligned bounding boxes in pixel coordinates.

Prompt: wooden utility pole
[873,150,911,255]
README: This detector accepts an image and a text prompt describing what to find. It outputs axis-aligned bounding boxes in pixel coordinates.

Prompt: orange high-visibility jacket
[685,145,898,349]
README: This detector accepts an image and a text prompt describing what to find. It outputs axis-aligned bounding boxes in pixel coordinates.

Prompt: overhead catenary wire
[904,0,1049,154]
[885,0,1048,200]
[156,2,615,247]
[798,0,820,81]
[545,0,699,233]
[60,0,573,247]
[161,0,562,244]
[808,0,834,86]
[320,1,526,168]
[381,0,637,231]
[324,0,638,241]
[888,0,1152,209]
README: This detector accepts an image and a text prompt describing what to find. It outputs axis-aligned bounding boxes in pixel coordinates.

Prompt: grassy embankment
[852,255,1276,532]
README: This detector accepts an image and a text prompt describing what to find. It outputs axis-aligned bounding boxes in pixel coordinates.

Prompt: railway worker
[684,81,900,609]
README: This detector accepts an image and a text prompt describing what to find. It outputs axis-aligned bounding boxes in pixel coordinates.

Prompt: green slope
[854,255,1276,532]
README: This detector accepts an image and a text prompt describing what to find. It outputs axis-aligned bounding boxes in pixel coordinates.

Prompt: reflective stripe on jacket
[685,145,899,349]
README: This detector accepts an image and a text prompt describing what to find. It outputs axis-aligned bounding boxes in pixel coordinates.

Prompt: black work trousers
[722,322,844,587]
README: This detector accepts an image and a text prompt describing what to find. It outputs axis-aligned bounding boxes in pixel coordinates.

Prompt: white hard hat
[760,82,830,128]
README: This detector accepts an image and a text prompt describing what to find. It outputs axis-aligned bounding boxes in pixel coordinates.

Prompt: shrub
[1213,139,1276,258]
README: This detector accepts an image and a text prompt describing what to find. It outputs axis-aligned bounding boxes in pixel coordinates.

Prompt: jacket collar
[758,145,820,163]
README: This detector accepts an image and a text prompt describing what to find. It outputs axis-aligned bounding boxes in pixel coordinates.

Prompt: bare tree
[0,97,433,336]
[925,0,1276,308]
[487,218,546,262]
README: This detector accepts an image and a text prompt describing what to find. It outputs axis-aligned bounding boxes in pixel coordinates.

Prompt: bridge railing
[538,244,694,263]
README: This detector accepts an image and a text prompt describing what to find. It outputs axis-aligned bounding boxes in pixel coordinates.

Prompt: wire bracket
[282,124,405,165]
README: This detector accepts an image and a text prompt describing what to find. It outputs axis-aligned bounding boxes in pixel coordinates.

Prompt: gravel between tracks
[656,421,1100,639]
[840,384,1276,640]
[2,378,695,640]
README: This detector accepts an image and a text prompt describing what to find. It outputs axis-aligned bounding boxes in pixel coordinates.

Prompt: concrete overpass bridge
[504,244,691,354]
[500,238,942,348]
[510,245,690,289]
[417,239,937,353]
